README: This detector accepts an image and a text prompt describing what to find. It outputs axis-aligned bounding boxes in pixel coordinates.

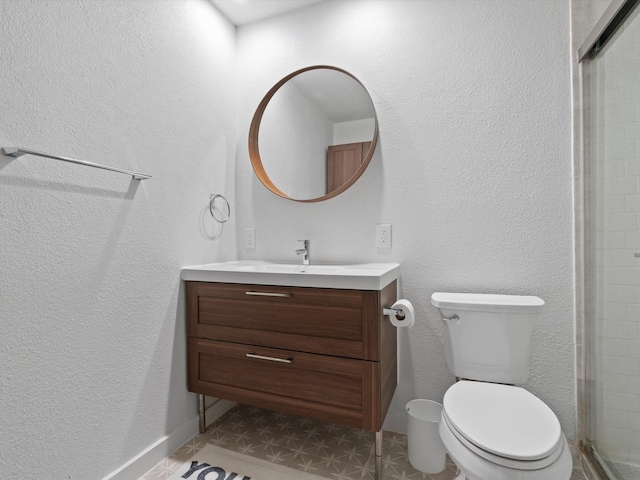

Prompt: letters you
[181,460,251,480]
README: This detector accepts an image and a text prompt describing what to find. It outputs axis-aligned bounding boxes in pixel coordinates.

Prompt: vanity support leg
[375,430,383,480]
[198,394,206,434]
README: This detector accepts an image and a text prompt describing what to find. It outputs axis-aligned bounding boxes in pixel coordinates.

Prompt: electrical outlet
[376,224,391,248]
[244,228,256,249]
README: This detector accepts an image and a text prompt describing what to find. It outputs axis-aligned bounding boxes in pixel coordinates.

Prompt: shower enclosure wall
[580,1,640,478]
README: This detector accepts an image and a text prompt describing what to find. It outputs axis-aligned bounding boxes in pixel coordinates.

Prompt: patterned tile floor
[141,403,588,480]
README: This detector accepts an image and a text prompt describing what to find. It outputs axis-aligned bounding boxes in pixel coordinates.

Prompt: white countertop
[181,260,400,290]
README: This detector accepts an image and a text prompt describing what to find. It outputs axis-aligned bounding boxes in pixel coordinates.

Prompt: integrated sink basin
[236,263,342,274]
[181,260,400,290]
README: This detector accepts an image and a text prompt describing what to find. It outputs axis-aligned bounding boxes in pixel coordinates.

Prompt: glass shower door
[588,4,640,479]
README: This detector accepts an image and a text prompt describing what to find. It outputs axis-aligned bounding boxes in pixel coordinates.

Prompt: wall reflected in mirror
[249,66,378,202]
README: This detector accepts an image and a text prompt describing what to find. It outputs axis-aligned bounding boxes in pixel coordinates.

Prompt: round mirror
[249,66,378,202]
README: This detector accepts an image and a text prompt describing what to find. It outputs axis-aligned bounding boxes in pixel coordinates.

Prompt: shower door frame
[578,0,640,478]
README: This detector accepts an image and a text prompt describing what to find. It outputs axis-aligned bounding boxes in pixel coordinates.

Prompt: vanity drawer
[188,338,379,430]
[186,282,381,359]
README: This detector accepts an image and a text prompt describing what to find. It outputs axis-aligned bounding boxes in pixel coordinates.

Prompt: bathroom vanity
[182,261,399,480]
[182,261,399,433]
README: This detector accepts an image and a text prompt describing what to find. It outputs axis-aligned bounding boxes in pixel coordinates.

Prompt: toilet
[431,292,573,480]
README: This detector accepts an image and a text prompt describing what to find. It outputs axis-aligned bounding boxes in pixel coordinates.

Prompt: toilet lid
[442,381,562,461]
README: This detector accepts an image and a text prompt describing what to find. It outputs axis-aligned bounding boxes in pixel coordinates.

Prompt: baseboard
[204,398,236,428]
[383,410,407,435]
[102,398,236,480]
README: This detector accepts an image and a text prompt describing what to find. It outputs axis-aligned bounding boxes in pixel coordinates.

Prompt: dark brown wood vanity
[185,280,398,432]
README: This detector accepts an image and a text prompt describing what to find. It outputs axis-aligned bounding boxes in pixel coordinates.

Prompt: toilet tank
[431,293,544,385]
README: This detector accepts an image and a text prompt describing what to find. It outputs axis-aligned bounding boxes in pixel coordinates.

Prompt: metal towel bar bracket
[1,147,152,180]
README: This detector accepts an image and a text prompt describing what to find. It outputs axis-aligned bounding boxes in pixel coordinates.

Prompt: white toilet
[430,292,573,480]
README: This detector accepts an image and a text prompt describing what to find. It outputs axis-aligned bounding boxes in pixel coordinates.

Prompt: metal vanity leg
[198,394,206,434]
[375,430,383,480]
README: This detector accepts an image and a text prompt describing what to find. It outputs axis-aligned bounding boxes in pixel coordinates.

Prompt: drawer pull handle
[245,353,292,363]
[245,291,291,298]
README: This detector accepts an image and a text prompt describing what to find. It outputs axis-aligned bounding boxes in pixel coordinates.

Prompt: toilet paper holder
[383,299,416,328]
[383,307,406,319]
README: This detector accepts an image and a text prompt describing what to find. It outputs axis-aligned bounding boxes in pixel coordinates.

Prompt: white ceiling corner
[210,0,325,26]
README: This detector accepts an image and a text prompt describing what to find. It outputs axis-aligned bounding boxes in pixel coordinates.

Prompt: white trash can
[406,399,446,474]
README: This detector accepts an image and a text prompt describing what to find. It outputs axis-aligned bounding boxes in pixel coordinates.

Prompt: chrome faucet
[296,239,310,265]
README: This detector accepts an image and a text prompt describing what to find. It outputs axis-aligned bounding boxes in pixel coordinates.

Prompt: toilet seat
[442,381,563,469]
[441,412,564,470]
[439,417,573,480]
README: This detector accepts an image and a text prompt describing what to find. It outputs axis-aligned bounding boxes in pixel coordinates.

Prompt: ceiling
[210,0,325,26]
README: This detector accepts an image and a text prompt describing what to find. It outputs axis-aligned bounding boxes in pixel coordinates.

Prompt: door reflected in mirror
[249,66,378,202]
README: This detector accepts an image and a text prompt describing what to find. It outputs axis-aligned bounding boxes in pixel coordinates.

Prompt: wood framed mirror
[248,66,379,203]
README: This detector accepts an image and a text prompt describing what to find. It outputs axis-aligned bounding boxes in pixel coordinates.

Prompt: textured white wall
[235,0,576,436]
[260,80,332,199]
[0,1,237,478]
[333,118,376,145]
